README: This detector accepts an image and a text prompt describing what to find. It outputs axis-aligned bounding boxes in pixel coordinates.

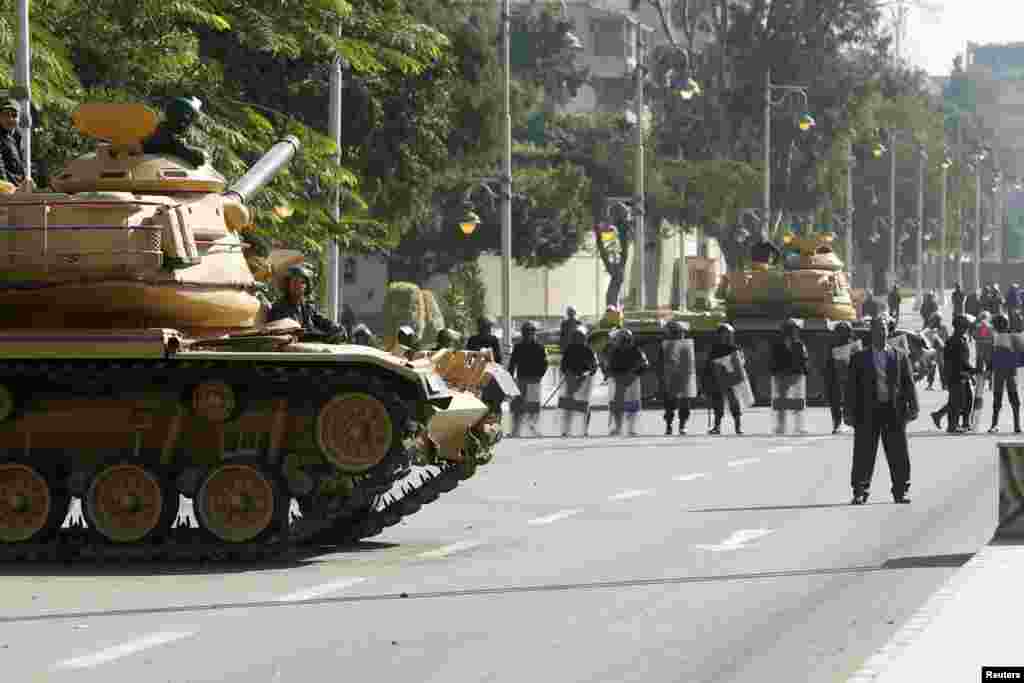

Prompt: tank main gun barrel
[223,135,301,203]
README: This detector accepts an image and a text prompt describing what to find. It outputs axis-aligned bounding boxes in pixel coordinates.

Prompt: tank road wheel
[316,393,394,472]
[195,463,284,543]
[0,462,68,543]
[84,464,176,544]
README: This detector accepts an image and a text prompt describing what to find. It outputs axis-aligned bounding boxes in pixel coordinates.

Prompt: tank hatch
[51,103,226,194]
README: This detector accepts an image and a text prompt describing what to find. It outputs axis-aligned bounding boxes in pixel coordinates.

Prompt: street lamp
[939,154,952,303]
[968,145,988,292]
[763,70,815,239]
[459,207,482,235]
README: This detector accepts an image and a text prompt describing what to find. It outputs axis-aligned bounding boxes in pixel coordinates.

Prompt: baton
[542,374,568,408]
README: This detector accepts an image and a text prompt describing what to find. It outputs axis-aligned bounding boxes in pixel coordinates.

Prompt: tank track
[0,357,488,563]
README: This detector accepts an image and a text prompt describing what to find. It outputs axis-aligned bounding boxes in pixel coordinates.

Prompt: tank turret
[0,102,300,334]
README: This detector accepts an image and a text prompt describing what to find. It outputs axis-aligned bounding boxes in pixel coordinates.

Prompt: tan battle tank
[0,103,508,560]
[721,231,856,321]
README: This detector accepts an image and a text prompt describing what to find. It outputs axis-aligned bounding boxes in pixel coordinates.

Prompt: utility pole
[889,131,897,289]
[326,26,343,323]
[975,160,982,292]
[633,26,646,310]
[916,145,926,301]
[763,70,772,239]
[501,0,513,352]
[846,139,854,284]
[939,158,949,304]
[15,0,32,184]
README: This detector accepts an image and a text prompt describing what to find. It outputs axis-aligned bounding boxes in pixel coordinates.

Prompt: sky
[903,0,1024,76]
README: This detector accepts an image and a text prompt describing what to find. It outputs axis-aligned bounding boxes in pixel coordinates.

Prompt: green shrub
[420,288,445,346]
[383,282,423,347]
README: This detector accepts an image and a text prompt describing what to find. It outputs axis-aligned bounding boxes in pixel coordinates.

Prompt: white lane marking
[695,528,775,552]
[527,508,583,526]
[608,489,656,501]
[417,540,484,559]
[52,630,196,670]
[276,577,368,603]
[727,457,761,468]
[765,446,794,454]
[673,473,709,482]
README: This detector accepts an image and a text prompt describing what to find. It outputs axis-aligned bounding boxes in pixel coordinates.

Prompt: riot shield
[711,351,755,409]
[771,374,807,411]
[661,339,697,399]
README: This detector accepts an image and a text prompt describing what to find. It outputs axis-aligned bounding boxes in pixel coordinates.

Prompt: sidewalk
[846,439,1024,682]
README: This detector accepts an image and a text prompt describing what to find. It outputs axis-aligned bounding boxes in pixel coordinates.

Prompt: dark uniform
[466,318,502,364]
[558,328,598,437]
[607,330,649,436]
[951,284,965,317]
[935,316,977,433]
[657,321,694,435]
[825,322,858,433]
[887,287,902,325]
[0,100,26,185]
[846,318,918,504]
[770,320,810,435]
[267,299,345,340]
[702,325,743,435]
[989,314,1020,433]
[508,323,548,437]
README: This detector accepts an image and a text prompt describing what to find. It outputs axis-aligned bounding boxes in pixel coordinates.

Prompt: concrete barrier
[997,442,1024,541]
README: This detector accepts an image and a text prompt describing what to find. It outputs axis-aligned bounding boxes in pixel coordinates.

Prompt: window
[343,257,357,284]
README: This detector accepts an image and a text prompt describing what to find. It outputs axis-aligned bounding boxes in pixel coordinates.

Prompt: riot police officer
[658,320,694,435]
[508,321,548,437]
[702,323,744,435]
[607,329,649,436]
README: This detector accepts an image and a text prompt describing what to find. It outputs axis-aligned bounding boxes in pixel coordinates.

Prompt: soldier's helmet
[665,320,685,339]
[352,323,372,343]
[994,314,1010,333]
[834,320,852,339]
[397,325,417,347]
[166,96,202,125]
[284,265,312,290]
[520,320,538,336]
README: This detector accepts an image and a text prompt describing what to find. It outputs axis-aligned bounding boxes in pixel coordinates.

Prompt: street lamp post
[974,153,983,293]
[939,155,951,303]
[325,30,343,324]
[763,70,815,239]
[889,131,897,288]
[916,145,926,302]
[15,0,32,185]
[632,28,646,310]
[500,0,513,353]
[846,139,855,282]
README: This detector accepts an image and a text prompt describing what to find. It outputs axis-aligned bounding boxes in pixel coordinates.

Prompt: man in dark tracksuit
[989,313,1020,434]
[932,314,977,433]
[508,321,548,437]
[702,323,743,435]
[846,316,918,505]
[825,321,859,434]
[658,320,694,435]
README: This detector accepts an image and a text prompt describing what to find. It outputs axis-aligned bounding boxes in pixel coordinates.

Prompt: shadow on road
[880,553,975,569]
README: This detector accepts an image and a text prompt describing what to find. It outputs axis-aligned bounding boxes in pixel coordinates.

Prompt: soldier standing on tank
[702,323,744,435]
[267,266,347,341]
[607,329,649,436]
[989,313,1021,433]
[508,321,548,437]
[558,326,598,437]
[466,317,502,364]
[142,96,207,168]
[770,319,810,435]
[0,100,26,186]
[657,320,694,435]
[825,321,860,434]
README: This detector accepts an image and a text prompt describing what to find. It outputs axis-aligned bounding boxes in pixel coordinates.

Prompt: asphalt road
[0,390,1003,683]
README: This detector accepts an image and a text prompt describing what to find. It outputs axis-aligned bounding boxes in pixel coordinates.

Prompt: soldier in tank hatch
[508,321,548,437]
[267,266,347,342]
[142,96,207,168]
[0,100,26,186]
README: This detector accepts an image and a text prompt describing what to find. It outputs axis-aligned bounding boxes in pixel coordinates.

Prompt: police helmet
[953,314,971,331]
[352,323,372,340]
[617,328,634,345]
[834,320,852,338]
[477,317,494,332]
[781,318,802,333]
[570,326,588,345]
[665,320,685,339]
[994,314,1010,333]
[717,323,735,335]
[521,320,538,335]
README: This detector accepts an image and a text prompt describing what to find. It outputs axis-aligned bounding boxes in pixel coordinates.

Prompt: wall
[477,250,612,320]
